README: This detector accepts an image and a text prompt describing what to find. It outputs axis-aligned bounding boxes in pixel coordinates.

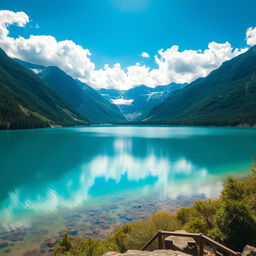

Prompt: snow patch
[31,68,42,74]
[111,98,134,105]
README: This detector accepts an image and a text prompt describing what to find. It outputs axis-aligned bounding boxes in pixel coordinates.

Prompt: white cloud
[246,27,256,46]
[0,10,250,90]
[149,43,247,85]
[0,10,29,38]
[141,51,150,58]
[0,10,95,81]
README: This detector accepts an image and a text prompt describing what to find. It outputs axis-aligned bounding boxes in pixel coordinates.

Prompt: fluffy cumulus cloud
[85,42,247,89]
[141,51,150,58]
[0,10,29,38]
[0,10,251,90]
[149,43,247,85]
[0,10,95,80]
[246,27,256,46]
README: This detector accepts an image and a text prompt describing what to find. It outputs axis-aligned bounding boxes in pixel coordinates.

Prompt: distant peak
[47,66,62,71]
[43,66,68,76]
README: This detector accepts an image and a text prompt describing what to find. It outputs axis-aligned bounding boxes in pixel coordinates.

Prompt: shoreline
[0,193,205,256]
[0,168,252,255]
[1,123,256,132]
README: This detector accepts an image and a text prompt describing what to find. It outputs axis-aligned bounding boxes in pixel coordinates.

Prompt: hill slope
[145,46,256,126]
[36,66,126,124]
[0,49,88,130]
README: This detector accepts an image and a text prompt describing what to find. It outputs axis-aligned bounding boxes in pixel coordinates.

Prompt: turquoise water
[0,126,255,254]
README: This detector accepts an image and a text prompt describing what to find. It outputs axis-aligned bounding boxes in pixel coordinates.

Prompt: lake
[0,126,255,255]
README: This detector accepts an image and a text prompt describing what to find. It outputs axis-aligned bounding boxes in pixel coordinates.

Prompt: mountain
[98,83,187,121]
[37,66,126,123]
[14,58,46,73]
[75,79,126,123]
[0,48,88,130]
[144,46,256,126]
[97,88,123,102]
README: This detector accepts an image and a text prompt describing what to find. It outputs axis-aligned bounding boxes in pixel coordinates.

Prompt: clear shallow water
[0,126,255,254]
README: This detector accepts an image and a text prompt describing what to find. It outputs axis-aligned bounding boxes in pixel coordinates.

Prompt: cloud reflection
[0,136,225,230]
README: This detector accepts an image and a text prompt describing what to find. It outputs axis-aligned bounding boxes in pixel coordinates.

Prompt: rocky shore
[0,194,202,256]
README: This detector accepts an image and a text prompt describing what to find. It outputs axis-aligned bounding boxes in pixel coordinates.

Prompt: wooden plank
[199,234,204,256]
[159,231,201,239]
[202,235,239,256]
[158,232,164,249]
[141,231,159,251]
[216,251,224,256]
[141,230,240,256]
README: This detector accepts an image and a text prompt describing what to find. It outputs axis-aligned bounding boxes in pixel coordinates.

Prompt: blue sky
[0,0,256,89]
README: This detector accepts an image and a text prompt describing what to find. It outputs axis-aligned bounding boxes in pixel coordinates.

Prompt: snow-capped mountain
[98,83,187,121]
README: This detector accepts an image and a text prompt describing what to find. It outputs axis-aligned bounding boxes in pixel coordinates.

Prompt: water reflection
[0,126,255,229]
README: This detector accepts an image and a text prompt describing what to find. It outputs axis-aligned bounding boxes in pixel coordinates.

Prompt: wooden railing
[141,230,241,256]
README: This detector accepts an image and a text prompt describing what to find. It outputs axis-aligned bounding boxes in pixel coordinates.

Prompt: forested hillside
[0,49,89,129]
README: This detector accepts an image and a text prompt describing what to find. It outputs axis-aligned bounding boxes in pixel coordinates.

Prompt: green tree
[82,238,106,256]
[55,233,72,255]
[106,224,131,253]
[214,200,256,251]
[193,199,219,229]
[221,177,244,202]
[176,207,195,226]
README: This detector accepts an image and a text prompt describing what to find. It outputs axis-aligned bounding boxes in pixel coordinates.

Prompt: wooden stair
[141,230,241,256]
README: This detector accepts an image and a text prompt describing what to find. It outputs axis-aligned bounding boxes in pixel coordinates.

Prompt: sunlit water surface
[0,126,255,255]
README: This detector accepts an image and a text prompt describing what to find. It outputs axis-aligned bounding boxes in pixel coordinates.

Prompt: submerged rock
[3,248,11,254]
[23,249,41,256]
[0,241,8,248]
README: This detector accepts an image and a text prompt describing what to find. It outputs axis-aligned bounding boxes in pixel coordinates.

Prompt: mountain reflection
[0,126,254,229]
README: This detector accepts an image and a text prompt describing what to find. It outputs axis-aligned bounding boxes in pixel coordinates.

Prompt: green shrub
[55,233,72,255]
[176,207,195,226]
[192,199,220,229]
[183,217,208,234]
[55,235,108,256]
[126,212,179,250]
[221,177,244,202]
[214,200,256,251]
[106,224,131,252]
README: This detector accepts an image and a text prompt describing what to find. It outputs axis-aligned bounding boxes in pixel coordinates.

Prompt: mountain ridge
[98,83,187,121]
[0,48,89,130]
[144,46,256,126]
[38,66,126,124]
